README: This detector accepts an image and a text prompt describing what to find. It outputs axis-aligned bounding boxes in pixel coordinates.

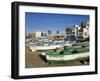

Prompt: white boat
[64,41,79,46]
[64,43,73,46]
[29,44,62,52]
[28,41,79,52]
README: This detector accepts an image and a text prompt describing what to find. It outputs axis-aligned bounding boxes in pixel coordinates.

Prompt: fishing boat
[28,42,63,52]
[43,47,89,63]
[28,41,79,52]
[29,44,62,52]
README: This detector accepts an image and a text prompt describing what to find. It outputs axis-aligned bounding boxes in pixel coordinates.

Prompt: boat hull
[29,45,62,52]
[46,52,89,63]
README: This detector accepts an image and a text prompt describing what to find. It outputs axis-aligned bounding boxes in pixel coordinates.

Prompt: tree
[56,30,60,36]
[44,33,46,36]
[41,32,44,36]
[48,30,52,36]
[80,22,86,28]
[25,33,32,39]
[65,28,72,34]
[79,22,86,32]
[56,30,59,34]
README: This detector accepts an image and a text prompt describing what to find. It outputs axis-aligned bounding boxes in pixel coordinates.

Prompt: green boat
[44,47,89,64]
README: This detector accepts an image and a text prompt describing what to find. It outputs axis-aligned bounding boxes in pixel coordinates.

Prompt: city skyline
[25,12,89,33]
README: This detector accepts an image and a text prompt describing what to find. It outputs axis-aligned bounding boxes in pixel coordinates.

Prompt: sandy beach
[25,46,89,68]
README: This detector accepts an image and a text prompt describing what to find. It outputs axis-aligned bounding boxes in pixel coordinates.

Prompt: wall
[0,0,99,81]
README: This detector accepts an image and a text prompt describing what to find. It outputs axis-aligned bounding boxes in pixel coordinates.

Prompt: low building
[32,31,42,39]
[73,24,89,38]
[65,22,89,40]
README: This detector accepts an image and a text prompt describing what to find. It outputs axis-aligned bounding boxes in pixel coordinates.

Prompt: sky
[25,12,89,34]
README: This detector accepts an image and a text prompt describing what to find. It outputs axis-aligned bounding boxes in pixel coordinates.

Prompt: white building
[74,24,89,38]
[75,25,79,37]
[83,25,89,38]
[32,31,42,38]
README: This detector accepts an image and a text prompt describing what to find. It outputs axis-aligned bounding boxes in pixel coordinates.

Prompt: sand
[25,46,89,68]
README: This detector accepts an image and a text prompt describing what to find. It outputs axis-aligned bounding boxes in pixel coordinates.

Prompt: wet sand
[25,46,89,68]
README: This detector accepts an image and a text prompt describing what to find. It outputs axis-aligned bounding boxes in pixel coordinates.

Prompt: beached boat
[44,49,89,63]
[28,44,62,52]
[28,41,79,52]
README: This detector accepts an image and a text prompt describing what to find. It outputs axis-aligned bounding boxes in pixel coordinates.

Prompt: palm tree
[48,30,52,36]
[56,30,60,36]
